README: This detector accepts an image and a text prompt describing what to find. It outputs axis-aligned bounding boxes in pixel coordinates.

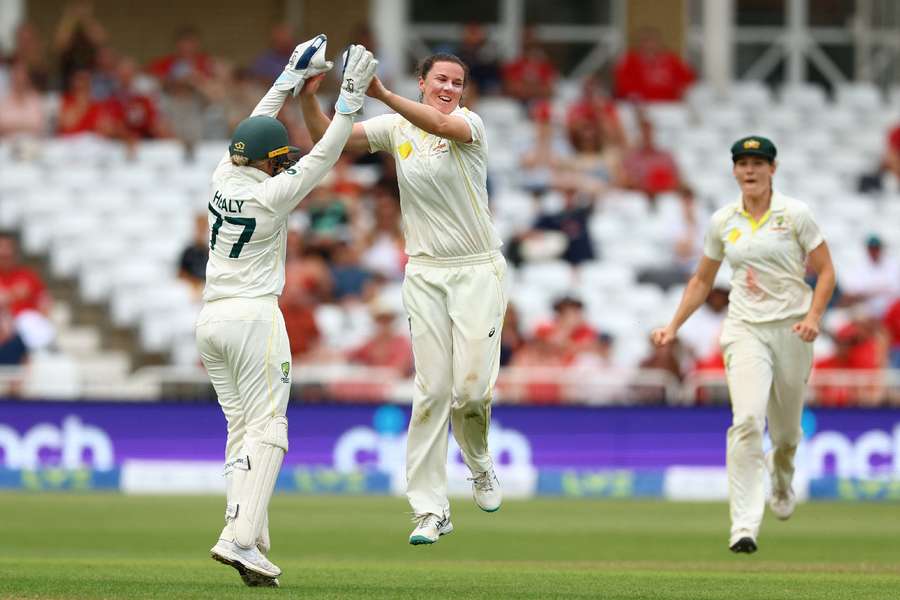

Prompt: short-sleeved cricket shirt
[703,191,824,323]
[362,107,502,258]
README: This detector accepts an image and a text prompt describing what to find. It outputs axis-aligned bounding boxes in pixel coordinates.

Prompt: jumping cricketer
[300,53,506,545]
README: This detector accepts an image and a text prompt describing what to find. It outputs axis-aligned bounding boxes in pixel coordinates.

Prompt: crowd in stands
[2,6,900,404]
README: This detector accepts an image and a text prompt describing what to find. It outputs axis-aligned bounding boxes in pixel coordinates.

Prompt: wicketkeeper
[196,35,376,586]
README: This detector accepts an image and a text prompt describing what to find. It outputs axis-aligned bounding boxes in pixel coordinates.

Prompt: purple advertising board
[1,402,898,498]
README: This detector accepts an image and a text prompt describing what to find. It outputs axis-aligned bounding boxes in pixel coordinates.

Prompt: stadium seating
[0,77,898,400]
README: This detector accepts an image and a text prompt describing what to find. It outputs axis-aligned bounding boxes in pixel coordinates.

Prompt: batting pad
[232,416,289,549]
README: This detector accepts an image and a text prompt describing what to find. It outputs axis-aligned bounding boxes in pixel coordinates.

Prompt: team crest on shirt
[771,215,790,233]
[280,362,291,383]
[397,141,413,159]
[727,228,742,244]
[430,141,449,157]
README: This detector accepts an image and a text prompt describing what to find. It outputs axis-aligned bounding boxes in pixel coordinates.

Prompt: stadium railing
[0,365,879,407]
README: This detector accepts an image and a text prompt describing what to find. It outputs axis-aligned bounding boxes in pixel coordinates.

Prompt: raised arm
[651,256,722,346]
[250,86,290,119]
[298,74,370,152]
[366,76,473,143]
[263,113,355,214]
[263,45,378,214]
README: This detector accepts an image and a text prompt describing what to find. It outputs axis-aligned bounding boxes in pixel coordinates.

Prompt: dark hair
[418,53,469,87]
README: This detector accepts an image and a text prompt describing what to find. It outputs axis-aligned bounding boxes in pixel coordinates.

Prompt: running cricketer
[299,54,506,545]
[652,136,836,554]
[197,37,377,586]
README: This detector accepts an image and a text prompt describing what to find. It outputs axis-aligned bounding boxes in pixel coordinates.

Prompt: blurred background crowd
[1,0,899,406]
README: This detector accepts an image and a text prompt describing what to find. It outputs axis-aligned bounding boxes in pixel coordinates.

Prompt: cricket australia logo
[280,362,291,384]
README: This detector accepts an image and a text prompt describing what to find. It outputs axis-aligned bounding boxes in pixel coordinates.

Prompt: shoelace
[411,513,442,528]
[468,471,495,492]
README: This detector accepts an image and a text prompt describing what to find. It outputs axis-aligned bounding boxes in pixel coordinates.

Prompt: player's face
[733,156,776,197]
[419,62,465,114]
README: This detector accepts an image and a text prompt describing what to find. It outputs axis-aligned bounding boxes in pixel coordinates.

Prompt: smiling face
[419,61,466,114]
[733,156,776,198]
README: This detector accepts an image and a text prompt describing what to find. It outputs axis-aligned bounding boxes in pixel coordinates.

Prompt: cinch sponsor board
[0,402,898,496]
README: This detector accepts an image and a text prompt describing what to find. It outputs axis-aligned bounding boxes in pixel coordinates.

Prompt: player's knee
[246,415,289,452]
[453,373,493,408]
[728,415,764,442]
[262,415,289,451]
[415,372,452,403]
[770,432,800,452]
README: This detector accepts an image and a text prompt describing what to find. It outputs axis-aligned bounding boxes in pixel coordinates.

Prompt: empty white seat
[730,81,773,108]
[644,102,691,130]
[578,261,634,291]
[22,350,82,399]
[684,83,719,111]
[191,141,229,171]
[133,140,186,166]
[0,163,42,191]
[779,84,827,111]
[835,82,883,112]
[477,98,525,129]
[519,260,576,298]
[509,284,554,334]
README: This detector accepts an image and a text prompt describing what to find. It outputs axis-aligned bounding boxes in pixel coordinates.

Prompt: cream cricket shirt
[362,107,502,258]
[703,191,824,323]
[203,88,352,302]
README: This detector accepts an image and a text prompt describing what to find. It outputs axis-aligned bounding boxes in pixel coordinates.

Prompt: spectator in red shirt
[621,113,680,199]
[884,298,900,368]
[57,68,121,137]
[0,236,49,317]
[884,124,900,185]
[0,235,54,352]
[147,26,214,83]
[347,297,413,376]
[110,56,170,140]
[567,75,625,149]
[532,297,598,364]
[502,27,558,105]
[814,320,888,406]
[280,259,323,360]
[613,27,695,102]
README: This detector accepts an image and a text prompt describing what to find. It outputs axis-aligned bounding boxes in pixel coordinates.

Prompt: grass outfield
[0,494,898,599]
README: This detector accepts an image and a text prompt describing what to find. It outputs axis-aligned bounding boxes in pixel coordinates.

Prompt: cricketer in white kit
[652,136,836,554]
[196,37,377,586]
[299,53,506,545]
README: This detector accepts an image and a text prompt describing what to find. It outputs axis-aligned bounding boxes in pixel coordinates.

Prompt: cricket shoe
[210,539,282,585]
[469,468,502,512]
[766,451,797,521]
[729,534,758,554]
[409,513,453,545]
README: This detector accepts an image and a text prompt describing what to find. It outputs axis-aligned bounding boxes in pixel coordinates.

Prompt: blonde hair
[231,155,269,171]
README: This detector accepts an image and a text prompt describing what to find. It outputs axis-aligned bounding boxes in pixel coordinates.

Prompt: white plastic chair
[779,83,827,112]
[835,82,883,112]
[519,260,576,298]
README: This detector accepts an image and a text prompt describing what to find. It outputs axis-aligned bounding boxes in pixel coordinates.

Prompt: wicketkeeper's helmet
[229,115,300,172]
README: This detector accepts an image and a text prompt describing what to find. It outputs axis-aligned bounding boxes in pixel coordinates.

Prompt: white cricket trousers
[403,250,508,517]
[195,295,292,539]
[720,316,813,544]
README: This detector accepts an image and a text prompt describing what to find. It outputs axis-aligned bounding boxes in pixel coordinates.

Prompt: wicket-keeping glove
[273,33,333,97]
[334,44,378,115]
